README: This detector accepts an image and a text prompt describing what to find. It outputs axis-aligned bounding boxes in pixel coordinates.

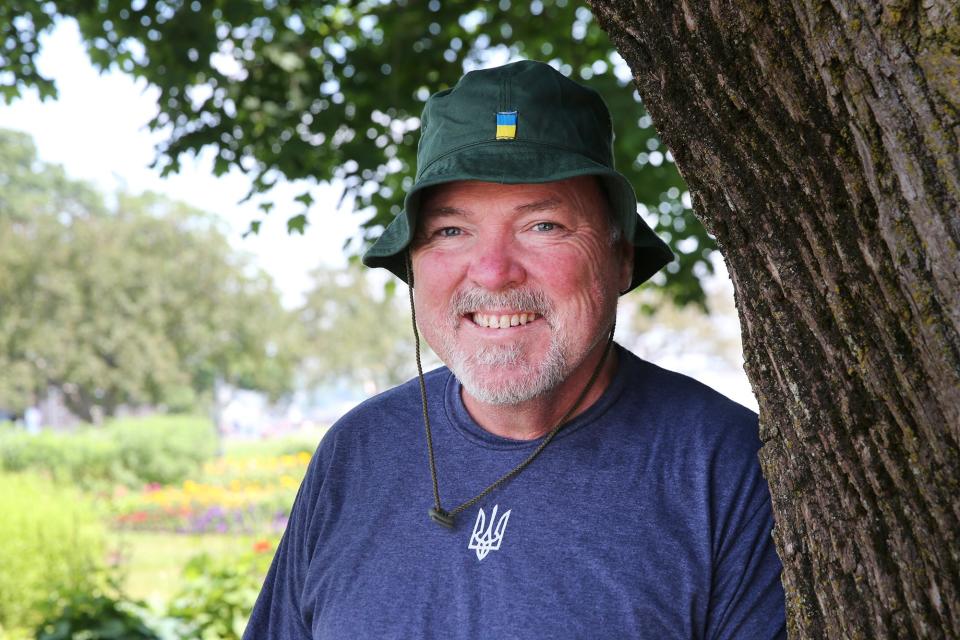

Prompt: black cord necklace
[405,253,616,529]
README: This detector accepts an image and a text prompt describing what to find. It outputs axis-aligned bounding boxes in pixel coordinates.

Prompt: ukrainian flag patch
[496,111,518,140]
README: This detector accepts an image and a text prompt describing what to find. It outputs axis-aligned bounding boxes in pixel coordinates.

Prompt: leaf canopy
[2,0,716,306]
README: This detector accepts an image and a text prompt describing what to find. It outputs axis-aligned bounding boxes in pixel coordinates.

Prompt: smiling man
[244,60,786,639]
[412,177,628,439]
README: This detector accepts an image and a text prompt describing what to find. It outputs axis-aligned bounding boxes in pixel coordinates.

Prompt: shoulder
[618,348,757,430]
[614,349,774,547]
[612,348,761,474]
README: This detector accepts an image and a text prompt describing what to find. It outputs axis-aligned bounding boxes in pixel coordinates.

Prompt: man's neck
[461,346,620,440]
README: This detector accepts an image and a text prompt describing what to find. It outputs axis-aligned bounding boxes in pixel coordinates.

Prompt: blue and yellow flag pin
[496,111,518,140]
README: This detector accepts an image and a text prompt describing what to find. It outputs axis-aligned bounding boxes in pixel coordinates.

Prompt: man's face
[410,177,633,406]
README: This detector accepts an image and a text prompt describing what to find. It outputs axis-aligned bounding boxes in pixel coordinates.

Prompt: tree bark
[590,0,960,637]
[60,383,96,425]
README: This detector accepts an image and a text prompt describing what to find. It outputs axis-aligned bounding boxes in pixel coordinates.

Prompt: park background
[1,14,755,640]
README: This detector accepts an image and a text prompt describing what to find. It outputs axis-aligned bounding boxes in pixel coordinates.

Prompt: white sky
[0,19,363,308]
[0,19,758,410]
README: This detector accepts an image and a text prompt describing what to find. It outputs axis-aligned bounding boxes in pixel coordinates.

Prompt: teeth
[472,312,538,328]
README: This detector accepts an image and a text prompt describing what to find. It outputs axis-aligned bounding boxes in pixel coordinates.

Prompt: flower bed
[111,453,310,535]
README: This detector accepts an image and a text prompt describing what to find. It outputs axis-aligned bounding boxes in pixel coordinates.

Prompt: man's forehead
[419,177,604,215]
[421,195,563,219]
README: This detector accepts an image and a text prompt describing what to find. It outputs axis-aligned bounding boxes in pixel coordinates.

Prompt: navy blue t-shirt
[244,347,786,639]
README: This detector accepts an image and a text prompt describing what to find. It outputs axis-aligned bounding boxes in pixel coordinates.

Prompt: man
[244,60,786,639]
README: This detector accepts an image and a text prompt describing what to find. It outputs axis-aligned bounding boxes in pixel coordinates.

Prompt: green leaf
[286,213,308,234]
[294,191,314,208]
[243,219,262,238]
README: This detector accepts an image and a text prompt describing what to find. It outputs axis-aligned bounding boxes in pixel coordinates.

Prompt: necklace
[405,253,616,529]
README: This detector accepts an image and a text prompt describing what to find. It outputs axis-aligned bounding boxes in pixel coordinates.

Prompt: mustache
[450,288,553,317]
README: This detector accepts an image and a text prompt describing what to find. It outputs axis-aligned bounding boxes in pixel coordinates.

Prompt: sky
[0,19,758,410]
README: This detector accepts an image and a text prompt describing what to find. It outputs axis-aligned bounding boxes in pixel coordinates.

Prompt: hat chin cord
[404,251,616,529]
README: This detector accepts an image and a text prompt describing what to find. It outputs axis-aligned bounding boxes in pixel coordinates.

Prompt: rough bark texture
[590,0,960,637]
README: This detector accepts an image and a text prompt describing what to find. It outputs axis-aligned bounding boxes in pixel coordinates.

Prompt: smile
[470,312,539,329]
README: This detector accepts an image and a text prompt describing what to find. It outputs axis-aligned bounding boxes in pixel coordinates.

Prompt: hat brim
[362,140,673,293]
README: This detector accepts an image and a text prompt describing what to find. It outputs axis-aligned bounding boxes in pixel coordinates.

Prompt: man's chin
[459,378,541,406]
[455,363,563,407]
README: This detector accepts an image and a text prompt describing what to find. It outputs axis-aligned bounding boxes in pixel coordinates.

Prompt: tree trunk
[59,383,96,425]
[590,1,959,637]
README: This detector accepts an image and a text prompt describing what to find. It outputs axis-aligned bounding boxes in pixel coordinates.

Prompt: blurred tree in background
[0,129,300,421]
[1,0,714,307]
[299,263,416,395]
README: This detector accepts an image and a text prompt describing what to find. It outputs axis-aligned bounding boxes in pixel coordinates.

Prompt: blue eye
[437,227,461,237]
[533,222,557,232]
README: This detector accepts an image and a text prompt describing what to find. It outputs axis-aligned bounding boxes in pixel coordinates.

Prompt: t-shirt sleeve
[242,442,327,640]
[705,412,787,640]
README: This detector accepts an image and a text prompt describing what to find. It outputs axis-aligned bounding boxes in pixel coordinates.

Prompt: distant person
[245,61,786,638]
[24,406,40,434]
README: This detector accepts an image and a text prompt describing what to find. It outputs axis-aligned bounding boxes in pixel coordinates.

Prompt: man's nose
[466,235,526,291]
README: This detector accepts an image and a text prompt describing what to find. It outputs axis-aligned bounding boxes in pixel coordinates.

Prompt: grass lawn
[108,530,273,605]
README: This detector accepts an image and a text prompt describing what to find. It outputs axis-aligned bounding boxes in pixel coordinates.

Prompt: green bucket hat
[361,60,673,292]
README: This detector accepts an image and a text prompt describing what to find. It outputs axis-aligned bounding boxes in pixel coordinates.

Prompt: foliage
[111,415,219,486]
[34,582,162,640]
[101,532,272,608]
[299,262,418,393]
[0,415,217,489]
[30,548,272,640]
[0,130,300,419]
[0,425,299,638]
[0,473,105,636]
[166,551,271,640]
[0,429,118,489]
[1,2,714,306]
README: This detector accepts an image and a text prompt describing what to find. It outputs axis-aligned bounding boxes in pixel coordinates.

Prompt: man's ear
[617,237,634,293]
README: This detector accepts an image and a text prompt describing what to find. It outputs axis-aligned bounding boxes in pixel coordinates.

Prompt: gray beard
[427,288,572,406]
[448,332,569,405]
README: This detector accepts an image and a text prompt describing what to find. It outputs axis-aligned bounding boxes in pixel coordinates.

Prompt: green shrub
[166,551,269,640]
[110,415,217,486]
[28,547,271,640]
[0,430,128,488]
[0,473,106,636]
[33,581,162,640]
[0,415,217,489]
[27,552,271,640]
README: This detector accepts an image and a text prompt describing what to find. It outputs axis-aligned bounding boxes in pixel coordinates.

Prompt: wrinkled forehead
[417,176,613,227]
